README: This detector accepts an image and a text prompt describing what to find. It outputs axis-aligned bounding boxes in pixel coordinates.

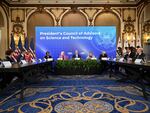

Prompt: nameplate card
[134,59,142,64]
[119,58,124,62]
[101,57,108,61]
[43,58,46,62]
[2,61,12,68]
[91,57,97,60]
[74,58,80,60]
[57,58,63,60]
[47,58,53,61]
[20,60,28,65]
[38,59,42,62]
[113,58,116,61]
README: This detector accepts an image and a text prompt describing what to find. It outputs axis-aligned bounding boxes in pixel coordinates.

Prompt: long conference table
[0,59,150,100]
[103,59,150,100]
[0,61,53,101]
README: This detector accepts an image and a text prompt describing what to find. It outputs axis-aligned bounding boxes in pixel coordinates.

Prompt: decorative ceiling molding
[2,0,148,7]
[4,0,141,4]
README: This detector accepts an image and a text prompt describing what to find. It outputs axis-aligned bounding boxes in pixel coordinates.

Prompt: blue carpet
[0,75,150,113]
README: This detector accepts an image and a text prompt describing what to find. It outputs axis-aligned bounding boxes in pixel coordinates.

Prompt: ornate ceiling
[4,0,143,4]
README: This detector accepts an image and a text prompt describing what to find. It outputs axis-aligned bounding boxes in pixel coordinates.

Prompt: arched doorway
[27,11,54,40]
[94,12,121,42]
[0,6,8,59]
[61,11,87,26]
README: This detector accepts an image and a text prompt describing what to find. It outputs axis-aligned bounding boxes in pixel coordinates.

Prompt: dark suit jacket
[44,55,52,59]
[124,52,136,61]
[135,53,145,61]
[99,54,108,60]
[72,54,81,59]
[5,56,15,62]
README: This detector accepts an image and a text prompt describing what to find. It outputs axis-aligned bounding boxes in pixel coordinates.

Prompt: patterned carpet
[0,74,150,113]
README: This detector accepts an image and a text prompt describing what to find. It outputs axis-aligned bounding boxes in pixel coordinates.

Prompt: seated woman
[44,51,52,59]
[59,51,68,60]
[13,49,21,62]
[24,50,34,62]
[99,51,108,60]
[86,51,96,60]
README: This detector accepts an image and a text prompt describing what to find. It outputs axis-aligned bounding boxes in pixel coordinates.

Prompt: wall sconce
[125,33,135,41]
[144,33,150,42]
[146,33,150,43]
[124,33,130,41]
[126,33,130,41]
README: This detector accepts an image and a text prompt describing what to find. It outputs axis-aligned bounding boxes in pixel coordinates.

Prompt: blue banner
[36,26,116,59]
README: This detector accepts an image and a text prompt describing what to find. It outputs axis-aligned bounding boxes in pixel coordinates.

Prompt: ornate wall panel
[27,11,54,39]
[61,10,88,26]
[49,8,68,26]
[94,11,121,42]
[122,16,136,47]
[142,21,150,43]
[80,8,100,26]
[10,8,26,46]
[112,8,122,17]
[123,8,136,22]
[0,11,4,27]
[11,8,25,22]
[138,2,150,46]
[144,3,150,22]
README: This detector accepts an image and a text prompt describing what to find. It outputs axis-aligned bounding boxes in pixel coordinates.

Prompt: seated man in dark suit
[99,51,108,73]
[99,51,108,60]
[72,50,81,59]
[124,47,136,61]
[44,51,52,59]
